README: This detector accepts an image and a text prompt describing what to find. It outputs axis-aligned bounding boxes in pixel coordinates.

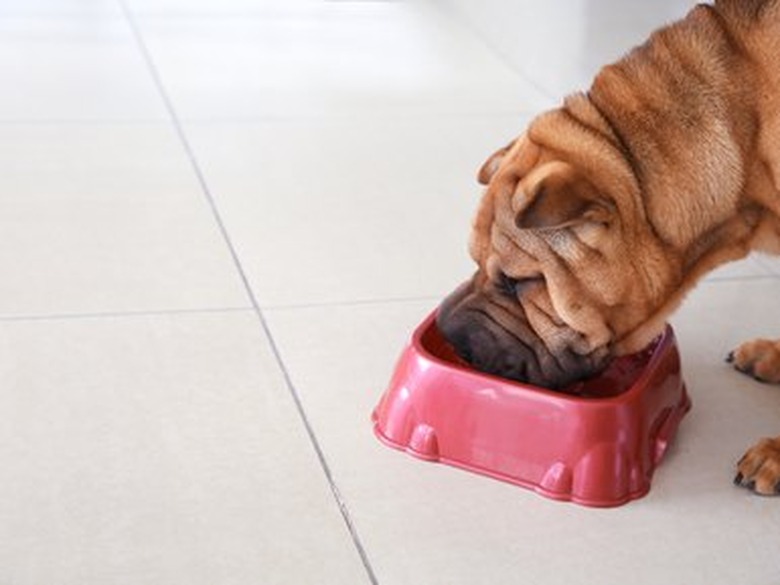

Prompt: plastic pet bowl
[372,311,691,507]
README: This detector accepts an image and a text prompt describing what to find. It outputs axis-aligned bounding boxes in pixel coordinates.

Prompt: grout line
[700,273,780,284]
[0,110,539,126]
[118,3,380,584]
[0,118,171,125]
[0,109,538,126]
[425,1,558,103]
[176,110,541,123]
[0,306,253,324]
[0,296,440,324]
[263,294,442,312]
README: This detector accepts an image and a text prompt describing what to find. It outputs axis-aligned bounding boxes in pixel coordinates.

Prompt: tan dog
[437,0,780,495]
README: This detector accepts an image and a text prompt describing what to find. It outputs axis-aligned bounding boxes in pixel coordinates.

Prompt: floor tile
[671,277,780,375]
[0,0,122,17]
[0,311,369,585]
[704,255,776,281]
[757,253,780,276]
[438,0,694,98]
[133,2,550,120]
[265,286,780,585]
[0,124,248,317]
[126,0,318,17]
[185,114,529,307]
[4,1,780,583]
[0,17,166,121]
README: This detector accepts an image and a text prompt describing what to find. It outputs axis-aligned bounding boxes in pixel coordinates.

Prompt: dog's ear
[478,140,516,185]
[515,163,612,230]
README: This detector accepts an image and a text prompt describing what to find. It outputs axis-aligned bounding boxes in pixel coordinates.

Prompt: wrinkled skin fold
[437,0,780,395]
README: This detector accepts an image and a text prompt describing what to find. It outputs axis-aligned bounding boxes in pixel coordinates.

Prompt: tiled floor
[1,1,779,583]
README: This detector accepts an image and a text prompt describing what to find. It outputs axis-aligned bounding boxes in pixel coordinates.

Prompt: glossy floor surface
[1,1,779,583]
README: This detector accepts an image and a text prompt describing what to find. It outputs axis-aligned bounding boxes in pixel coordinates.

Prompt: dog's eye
[495,272,543,297]
[496,272,520,297]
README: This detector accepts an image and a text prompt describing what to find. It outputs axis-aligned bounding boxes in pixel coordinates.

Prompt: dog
[437,0,780,495]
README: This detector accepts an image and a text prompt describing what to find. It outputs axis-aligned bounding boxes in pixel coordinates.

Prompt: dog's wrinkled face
[437,130,680,389]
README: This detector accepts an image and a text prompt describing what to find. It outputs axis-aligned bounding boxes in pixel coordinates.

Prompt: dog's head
[437,95,748,389]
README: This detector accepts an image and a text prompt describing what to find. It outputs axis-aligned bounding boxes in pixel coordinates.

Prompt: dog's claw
[728,339,780,384]
[733,473,756,492]
[735,468,761,493]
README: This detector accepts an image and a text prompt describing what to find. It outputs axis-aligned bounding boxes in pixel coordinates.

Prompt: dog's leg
[735,437,780,495]
[727,338,780,383]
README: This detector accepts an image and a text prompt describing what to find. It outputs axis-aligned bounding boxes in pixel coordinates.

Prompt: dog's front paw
[727,339,780,383]
[735,437,780,495]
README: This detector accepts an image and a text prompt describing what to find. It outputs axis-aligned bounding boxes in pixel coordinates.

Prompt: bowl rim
[410,310,674,405]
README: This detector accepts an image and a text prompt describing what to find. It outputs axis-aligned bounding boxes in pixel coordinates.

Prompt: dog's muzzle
[437,279,609,389]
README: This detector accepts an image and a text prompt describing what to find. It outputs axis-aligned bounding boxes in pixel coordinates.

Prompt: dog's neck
[581,4,779,354]
[613,205,764,355]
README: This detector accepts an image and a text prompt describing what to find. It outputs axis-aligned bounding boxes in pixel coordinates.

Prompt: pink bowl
[372,311,691,507]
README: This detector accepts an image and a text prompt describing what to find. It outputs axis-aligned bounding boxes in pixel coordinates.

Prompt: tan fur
[443,0,780,494]
[730,339,780,382]
[736,437,780,495]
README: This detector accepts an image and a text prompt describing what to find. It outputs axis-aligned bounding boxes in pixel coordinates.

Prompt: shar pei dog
[437,0,780,494]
